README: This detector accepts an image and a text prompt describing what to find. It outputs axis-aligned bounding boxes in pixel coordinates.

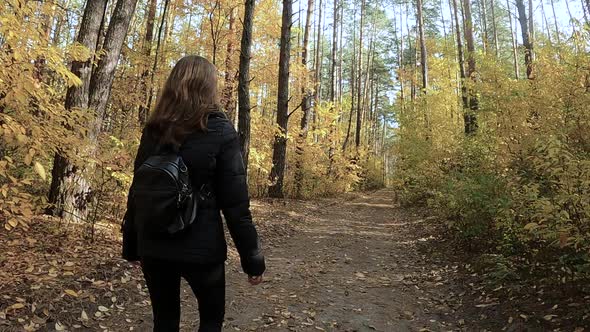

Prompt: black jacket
[122,112,265,277]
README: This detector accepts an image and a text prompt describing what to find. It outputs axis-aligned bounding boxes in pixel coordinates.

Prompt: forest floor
[1,189,589,331]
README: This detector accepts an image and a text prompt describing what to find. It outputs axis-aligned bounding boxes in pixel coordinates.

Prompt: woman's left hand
[248,275,263,285]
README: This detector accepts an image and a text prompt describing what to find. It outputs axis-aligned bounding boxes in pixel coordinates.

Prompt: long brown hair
[146,55,220,146]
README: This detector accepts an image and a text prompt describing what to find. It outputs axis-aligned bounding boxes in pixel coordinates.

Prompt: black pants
[141,258,225,332]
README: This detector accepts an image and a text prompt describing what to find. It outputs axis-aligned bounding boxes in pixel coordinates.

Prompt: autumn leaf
[9,303,25,310]
[34,162,46,181]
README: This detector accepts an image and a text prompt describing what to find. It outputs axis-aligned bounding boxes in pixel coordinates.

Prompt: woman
[122,55,265,332]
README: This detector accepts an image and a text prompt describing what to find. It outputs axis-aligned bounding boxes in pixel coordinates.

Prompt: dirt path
[169,189,461,331]
[5,189,590,331]
[0,190,464,331]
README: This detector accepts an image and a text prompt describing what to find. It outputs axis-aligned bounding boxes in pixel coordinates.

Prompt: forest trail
[171,189,460,331]
[3,190,587,331]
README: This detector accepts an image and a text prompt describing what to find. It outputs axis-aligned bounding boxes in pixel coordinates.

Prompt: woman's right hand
[248,275,263,286]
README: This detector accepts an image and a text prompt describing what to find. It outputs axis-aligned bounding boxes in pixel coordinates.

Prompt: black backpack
[131,153,198,235]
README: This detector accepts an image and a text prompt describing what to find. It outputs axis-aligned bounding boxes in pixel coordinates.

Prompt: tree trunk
[540,0,552,45]
[342,4,356,152]
[47,0,108,218]
[462,0,479,134]
[294,0,315,198]
[515,0,534,79]
[338,2,344,105]
[452,0,468,109]
[208,0,221,66]
[330,0,338,102]
[550,0,561,44]
[528,0,534,57]
[490,0,499,55]
[355,0,365,149]
[138,0,158,125]
[147,0,169,120]
[65,0,138,222]
[326,0,340,172]
[398,4,405,108]
[507,0,520,79]
[238,0,255,173]
[268,0,292,198]
[480,0,489,53]
[314,0,323,105]
[417,0,428,92]
[222,7,237,122]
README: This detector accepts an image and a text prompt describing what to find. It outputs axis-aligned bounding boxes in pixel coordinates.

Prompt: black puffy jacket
[122,112,265,277]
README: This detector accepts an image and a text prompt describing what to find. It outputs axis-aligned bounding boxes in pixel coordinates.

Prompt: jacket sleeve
[122,131,152,261]
[215,122,266,276]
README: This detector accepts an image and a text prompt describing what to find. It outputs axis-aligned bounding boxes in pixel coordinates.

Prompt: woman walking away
[122,55,265,332]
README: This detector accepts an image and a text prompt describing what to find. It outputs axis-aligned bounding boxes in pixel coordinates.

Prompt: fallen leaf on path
[9,303,25,310]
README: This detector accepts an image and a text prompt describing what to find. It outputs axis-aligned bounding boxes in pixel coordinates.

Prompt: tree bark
[490,0,499,55]
[338,2,344,105]
[540,0,552,45]
[330,0,339,102]
[146,0,169,126]
[138,0,158,125]
[342,4,356,152]
[208,0,222,66]
[416,0,428,92]
[314,0,323,105]
[222,7,237,122]
[294,0,315,198]
[268,0,292,198]
[462,0,479,134]
[355,0,365,149]
[516,0,534,79]
[550,0,561,44]
[88,0,139,142]
[398,4,405,107]
[452,0,468,109]
[326,0,340,172]
[238,0,255,173]
[47,0,109,218]
[507,0,520,79]
[480,0,489,53]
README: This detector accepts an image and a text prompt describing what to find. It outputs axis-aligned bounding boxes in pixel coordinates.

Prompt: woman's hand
[248,275,263,286]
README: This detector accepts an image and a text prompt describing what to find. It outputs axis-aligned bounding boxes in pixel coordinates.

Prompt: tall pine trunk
[294,0,315,198]
[327,0,339,173]
[138,0,158,125]
[355,0,366,149]
[480,0,489,53]
[342,4,357,152]
[417,0,428,92]
[268,0,292,198]
[490,0,499,55]
[141,0,169,134]
[507,0,520,79]
[516,0,534,79]
[550,0,561,44]
[238,0,255,173]
[452,0,469,112]
[462,0,479,134]
[222,7,237,122]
